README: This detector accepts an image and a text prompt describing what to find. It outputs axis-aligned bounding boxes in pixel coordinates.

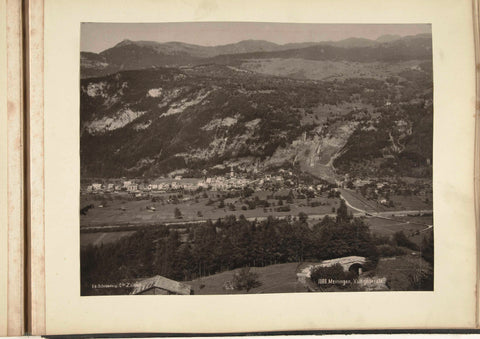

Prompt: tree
[298,212,308,224]
[405,256,433,290]
[421,233,434,265]
[232,267,262,292]
[336,199,349,223]
[392,231,418,251]
[174,207,182,219]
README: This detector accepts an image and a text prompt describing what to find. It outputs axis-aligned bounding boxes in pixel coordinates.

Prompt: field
[80,191,340,227]
[388,194,432,211]
[339,188,432,213]
[186,262,312,295]
[240,58,425,81]
[338,188,378,213]
[366,215,432,247]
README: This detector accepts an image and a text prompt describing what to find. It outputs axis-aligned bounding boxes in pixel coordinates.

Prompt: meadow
[80,190,339,227]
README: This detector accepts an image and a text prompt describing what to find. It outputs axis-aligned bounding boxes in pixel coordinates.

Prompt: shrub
[275,205,291,212]
[377,244,407,257]
[232,267,262,292]
[174,207,182,219]
[421,233,434,265]
[392,231,418,251]
[372,234,390,246]
[406,257,433,290]
[298,212,308,223]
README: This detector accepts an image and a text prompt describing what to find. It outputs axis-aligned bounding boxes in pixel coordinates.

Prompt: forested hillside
[81,58,432,180]
[81,203,379,295]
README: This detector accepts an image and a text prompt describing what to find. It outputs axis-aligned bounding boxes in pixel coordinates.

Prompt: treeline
[81,200,378,295]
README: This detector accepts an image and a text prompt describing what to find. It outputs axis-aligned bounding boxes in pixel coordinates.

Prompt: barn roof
[131,275,192,295]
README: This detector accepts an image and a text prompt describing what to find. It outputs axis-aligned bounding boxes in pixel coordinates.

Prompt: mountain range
[81,33,432,78]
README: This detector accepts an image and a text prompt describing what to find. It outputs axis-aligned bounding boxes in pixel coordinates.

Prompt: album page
[37,0,478,334]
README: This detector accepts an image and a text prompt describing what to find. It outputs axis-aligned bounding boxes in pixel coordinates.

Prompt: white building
[127,184,138,192]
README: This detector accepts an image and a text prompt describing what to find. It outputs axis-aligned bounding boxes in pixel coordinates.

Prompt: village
[82,165,432,216]
[80,174,434,296]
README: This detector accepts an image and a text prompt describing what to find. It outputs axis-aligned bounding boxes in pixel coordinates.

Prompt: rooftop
[131,275,192,295]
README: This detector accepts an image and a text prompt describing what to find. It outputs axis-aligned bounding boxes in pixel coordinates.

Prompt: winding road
[337,188,433,229]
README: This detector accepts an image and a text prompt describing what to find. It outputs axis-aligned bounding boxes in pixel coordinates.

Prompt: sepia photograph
[79,22,434,296]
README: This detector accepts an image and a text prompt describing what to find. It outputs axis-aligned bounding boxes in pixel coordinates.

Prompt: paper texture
[473,0,480,328]
[5,0,24,335]
[27,0,46,334]
[0,0,9,335]
[39,0,477,334]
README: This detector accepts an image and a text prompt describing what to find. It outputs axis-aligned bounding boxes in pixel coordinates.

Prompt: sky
[81,22,431,53]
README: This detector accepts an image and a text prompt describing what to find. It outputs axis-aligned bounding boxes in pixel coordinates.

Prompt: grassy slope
[367,216,432,245]
[186,254,432,294]
[373,254,432,290]
[186,262,312,295]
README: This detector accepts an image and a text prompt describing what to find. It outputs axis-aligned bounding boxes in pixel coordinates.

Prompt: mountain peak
[234,39,279,46]
[376,34,402,43]
[115,39,134,47]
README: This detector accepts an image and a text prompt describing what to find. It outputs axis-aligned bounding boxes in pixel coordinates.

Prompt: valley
[80,29,434,295]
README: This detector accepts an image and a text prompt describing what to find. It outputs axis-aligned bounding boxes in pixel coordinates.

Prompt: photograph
[79,22,434,296]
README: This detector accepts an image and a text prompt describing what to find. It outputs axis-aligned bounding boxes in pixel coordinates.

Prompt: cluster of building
[335,174,432,207]
[202,176,251,191]
[86,178,199,194]
[83,168,332,197]
[84,174,257,195]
